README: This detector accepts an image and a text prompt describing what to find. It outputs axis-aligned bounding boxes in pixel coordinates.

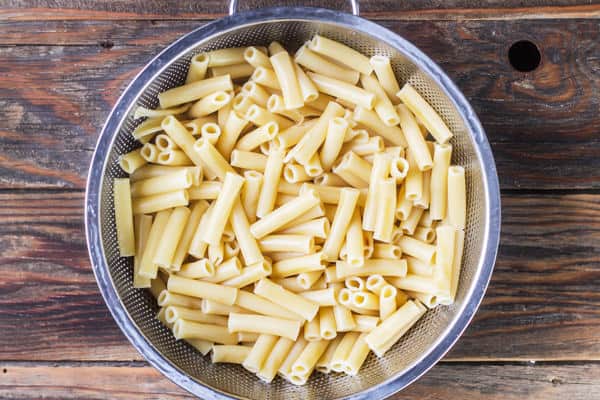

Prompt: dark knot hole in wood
[508,40,541,72]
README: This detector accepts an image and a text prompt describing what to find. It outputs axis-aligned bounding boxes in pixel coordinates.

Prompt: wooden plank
[0,190,598,361]
[1,362,599,399]
[1,19,599,189]
[1,0,599,20]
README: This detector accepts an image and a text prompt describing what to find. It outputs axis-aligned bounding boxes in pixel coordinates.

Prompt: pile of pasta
[113,35,466,385]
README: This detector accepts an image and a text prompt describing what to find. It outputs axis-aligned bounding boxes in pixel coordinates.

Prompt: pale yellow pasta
[259,234,314,254]
[188,91,231,119]
[188,181,221,200]
[308,35,372,75]
[445,228,465,305]
[430,143,452,220]
[133,214,152,288]
[413,226,436,244]
[274,119,318,149]
[130,165,202,186]
[138,209,172,278]
[113,178,135,256]
[295,45,359,84]
[255,148,285,218]
[164,306,228,326]
[398,235,436,264]
[206,47,246,67]
[222,260,272,288]
[304,316,320,341]
[300,287,337,307]
[352,106,406,147]
[159,75,233,108]
[251,66,281,90]
[133,104,191,120]
[343,332,371,375]
[277,181,303,195]
[230,199,264,266]
[186,53,209,83]
[211,63,255,80]
[345,276,366,292]
[257,336,294,382]
[201,299,246,315]
[316,335,342,373]
[336,259,408,279]
[332,304,356,332]
[364,300,426,357]
[307,72,375,110]
[304,153,324,177]
[282,163,311,183]
[379,284,398,320]
[203,256,242,283]
[130,169,192,198]
[243,334,278,373]
[447,166,466,229]
[254,278,319,321]
[413,170,431,209]
[342,136,384,157]
[157,290,202,309]
[333,151,371,187]
[237,331,260,343]
[271,252,325,278]
[273,277,305,293]
[365,274,386,295]
[168,275,238,305]
[250,189,320,239]
[156,149,193,166]
[270,51,304,109]
[288,101,345,165]
[330,331,359,372]
[352,315,380,333]
[236,290,303,321]
[199,172,244,245]
[294,63,319,102]
[151,206,190,268]
[185,115,219,136]
[397,83,453,144]
[217,108,249,158]
[291,339,330,377]
[370,55,401,103]
[360,73,399,126]
[241,171,263,222]
[242,81,270,107]
[155,134,179,152]
[373,178,397,243]
[362,153,392,231]
[434,225,456,298]
[207,242,223,265]
[387,274,439,294]
[245,104,293,129]
[228,312,302,341]
[345,209,365,267]
[140,143,158,162]
[200,122,221,145]
[193,137,237,180]
[119,149,147,174]
[235,123,278,153]
[389,156,409,184]
[405,150,423,202]
[266,94,303,123]
[322,188,360,261]
[351,291,379,310]
[172,319,238,344]
[232,93,255,116]
[372,243,401,260]
[132,117,163,141]
[314,172,346,187]
[161,115,213,177]
[177,259,214,279]
[297,270,323,290]
[397,104,433,171]
[400,206,424,236]
[212,345,252,364]
[278,336,307,379]
[244,46,272,69]
[279,217,330,239]
[187,339,214,355]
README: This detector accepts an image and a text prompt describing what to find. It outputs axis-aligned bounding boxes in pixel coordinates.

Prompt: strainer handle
[228,0,360,16]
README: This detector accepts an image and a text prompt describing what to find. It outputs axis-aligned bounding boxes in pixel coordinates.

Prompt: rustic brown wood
[1,19,599,189]
[1,190,598,361]
[1,362,599,399]
[1,1,599,20]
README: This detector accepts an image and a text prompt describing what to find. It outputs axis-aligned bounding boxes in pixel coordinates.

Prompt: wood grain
[1,362,599,399]
[1,190,598,361]
[1,19,599,189]
[1,0,599,20]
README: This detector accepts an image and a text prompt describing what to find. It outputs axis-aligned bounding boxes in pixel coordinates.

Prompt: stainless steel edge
[228,0,360,15]
[85,6,501,400]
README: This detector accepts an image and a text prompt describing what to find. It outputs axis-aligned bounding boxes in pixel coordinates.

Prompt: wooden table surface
[1,0,599,399]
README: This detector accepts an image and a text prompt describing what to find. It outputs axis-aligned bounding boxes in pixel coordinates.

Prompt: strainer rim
[85,6,501,400]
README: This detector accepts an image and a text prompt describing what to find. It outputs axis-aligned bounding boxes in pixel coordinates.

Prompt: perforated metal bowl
[85,5,501,399]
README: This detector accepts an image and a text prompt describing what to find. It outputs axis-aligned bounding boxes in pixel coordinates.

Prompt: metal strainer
[85,3,501,399]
